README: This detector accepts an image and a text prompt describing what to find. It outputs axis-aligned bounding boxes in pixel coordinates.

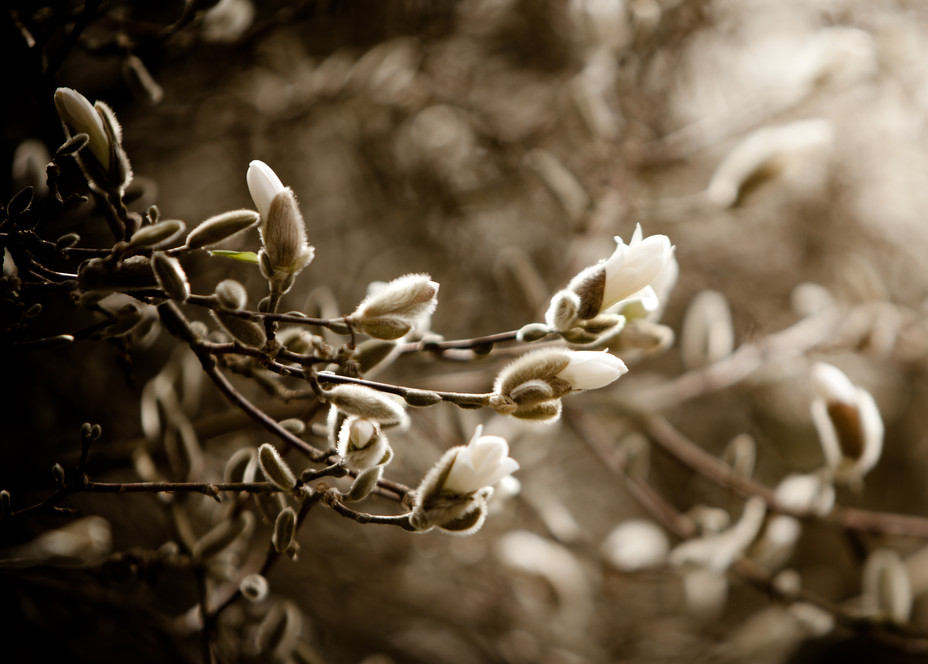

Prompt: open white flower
[809,362,883,485]
[546,225,674,333]
[410,427,519,535]
[442,430,520,496]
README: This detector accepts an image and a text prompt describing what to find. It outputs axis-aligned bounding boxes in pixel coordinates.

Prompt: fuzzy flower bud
[54,88,132,193]
[324,383,408,427]
[247,161,314,285]
[336,416,392,471]
[547,224,674,329]
[492,348,627,421]
[348,274,440,340]
[185,209,260,250]
[410,427,518,535]
[809,362,884,485]
[258,443,297,491]
[151,252,190,302]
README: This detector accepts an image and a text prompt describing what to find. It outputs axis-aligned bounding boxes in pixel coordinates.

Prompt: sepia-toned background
[5,1,928,662]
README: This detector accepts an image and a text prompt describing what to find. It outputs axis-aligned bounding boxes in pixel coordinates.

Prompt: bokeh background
[6,0,928,662]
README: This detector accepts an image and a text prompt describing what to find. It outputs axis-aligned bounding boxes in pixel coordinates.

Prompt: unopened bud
[324,384,407,426]
[8,187,33,216]
[353,339,398,373]
[602,520,670,572]
[56,233,81,250]
[151,252,190,302]
[272,507,297,553]
[348,274,439,340]
[186,209,261,250]
[212,311,266,347]
[278,418,306,434]
[517,322,551,343]
[344,466,383,502]
[0,490,10,517]
[214,279,248,310]
[52,463,66,487]
[223,448,256,485]
[545,290,581,332]
[403,388,442,407]
[258,443,297,491]
[863,549,913,624]
[128,219,186,249]
[240,573,269,603]
[256,601,301,660]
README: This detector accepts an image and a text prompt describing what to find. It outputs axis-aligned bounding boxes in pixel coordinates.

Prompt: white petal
[246,160,285,220]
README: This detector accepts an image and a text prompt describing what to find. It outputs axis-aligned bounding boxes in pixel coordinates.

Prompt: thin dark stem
[315,371,491,409]
[398,329,522,354]
[322,490,416,530]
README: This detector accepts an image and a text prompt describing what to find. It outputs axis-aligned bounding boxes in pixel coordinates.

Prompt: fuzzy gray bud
[214,279,248,310]
[272,507,297,553]
[348,274,439,340]
[151,252,190,302]
[325,384,408,426]
[128,219,186,249]
[258,443,297,491]
[212,311,266,347]
[185,209,261,250]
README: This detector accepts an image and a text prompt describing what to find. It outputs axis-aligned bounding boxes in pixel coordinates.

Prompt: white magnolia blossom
[556,350,628,391]
[809,362,884,484]
[549,224,675,330]
[442,430,520,496]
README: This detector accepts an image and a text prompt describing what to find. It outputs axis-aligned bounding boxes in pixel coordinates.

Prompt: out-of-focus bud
[2,516,112,567]
[128,219,186,249]
[258,443,297,491]
[681,290,734,369]
[723,433,756,480]
[272,507,297,553]
[54,87,132,193]
[214,279,248,310]
[185,209,260,250]
[337,416,392,471]
[240,573,269,603]
[256,601,301,661]
[348,274,439,340]
[224,447,256,485]
[775,472,835,516]
[324,383,408,427]
[410,427,518,535]
[192,512,254,561]
[122,54,164,105]
[669,497,766,572]
[749,514,802,573]
[247,161,314,287]
[863,549,913,624]
[524,149,590,225]
[809,362,884,485]
[202,0,255,43]
[602,520,669,572]
[212,310,267,347]
[151,252,190,302]
[12,138,50,196]
[706,119,834,208]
